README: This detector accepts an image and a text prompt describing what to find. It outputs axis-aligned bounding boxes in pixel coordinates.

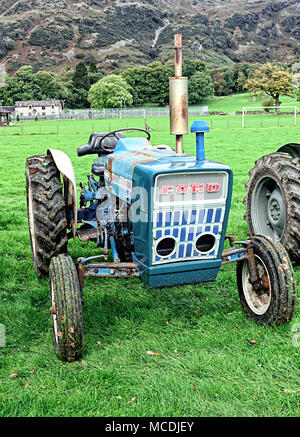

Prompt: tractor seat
[77,132,126,157]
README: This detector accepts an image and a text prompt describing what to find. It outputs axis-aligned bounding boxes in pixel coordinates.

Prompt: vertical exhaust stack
[169,34,189,154]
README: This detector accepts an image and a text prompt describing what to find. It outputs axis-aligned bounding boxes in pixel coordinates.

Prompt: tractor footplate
[77,226,98,242]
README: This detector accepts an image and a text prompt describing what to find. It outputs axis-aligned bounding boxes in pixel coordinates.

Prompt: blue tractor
[26,35,296,362]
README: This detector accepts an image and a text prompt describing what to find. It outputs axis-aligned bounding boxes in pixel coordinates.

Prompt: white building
[14,100,62,118]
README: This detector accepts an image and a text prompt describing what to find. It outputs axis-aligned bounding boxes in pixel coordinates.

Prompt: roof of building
[0,107,12,114]
[15,100,61,107]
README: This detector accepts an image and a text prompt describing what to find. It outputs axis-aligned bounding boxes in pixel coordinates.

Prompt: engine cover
[105,137,233,288]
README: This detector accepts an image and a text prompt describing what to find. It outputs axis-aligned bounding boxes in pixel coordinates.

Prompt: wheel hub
[242,255,272,315]
[251,176,286,239]
[267,187,285,231]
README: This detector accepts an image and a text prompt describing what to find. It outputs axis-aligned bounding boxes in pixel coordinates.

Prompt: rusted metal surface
[174,33,182,78]
[221,246,248,265]
[77,259,140,288]
[169,78,189,137]
[77,226,98,242]
[225,235,235,247]
[105,145,159,183]
[169,34,188,152]
[77,261,86,291]
[247,246,261,290]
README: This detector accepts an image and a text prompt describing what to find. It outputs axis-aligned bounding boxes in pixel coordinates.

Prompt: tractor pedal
[77,226,97,242]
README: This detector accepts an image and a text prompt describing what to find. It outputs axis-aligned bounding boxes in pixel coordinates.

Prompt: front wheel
[237,236,296,325]
[49,254,83,362]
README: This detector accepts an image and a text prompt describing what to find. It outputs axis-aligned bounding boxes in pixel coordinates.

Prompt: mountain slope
[0,0,299,73]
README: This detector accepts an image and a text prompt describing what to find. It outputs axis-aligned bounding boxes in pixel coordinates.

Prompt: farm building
[14,100,62,118]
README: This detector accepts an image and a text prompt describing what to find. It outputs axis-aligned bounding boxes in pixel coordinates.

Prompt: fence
[10,106,209,121]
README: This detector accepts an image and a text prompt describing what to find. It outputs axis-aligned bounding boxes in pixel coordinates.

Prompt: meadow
[0,94,299,417]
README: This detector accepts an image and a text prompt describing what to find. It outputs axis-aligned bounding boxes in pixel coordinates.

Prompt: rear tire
[244,152,300,263]
[26,154,68,277]
[237,236,296,325]
[49,254,83,362]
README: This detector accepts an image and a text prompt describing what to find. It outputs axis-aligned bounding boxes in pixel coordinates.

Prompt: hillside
[0,0,299,74]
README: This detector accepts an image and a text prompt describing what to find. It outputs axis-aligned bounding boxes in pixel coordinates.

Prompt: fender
[277,142,300,159]
[47,149,77,239]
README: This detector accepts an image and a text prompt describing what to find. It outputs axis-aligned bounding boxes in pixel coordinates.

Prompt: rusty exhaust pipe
[169,34,188,154]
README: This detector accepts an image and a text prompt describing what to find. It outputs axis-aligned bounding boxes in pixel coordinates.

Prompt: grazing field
[0,112,299,417]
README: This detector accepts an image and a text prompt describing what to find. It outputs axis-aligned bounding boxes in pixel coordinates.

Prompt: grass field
[0,106,299,417]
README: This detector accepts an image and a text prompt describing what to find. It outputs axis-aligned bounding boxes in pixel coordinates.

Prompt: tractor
[26,35,297,362]
[244,143,300,264]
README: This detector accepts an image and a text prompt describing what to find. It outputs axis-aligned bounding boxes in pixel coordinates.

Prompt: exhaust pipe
[169,34,189,154]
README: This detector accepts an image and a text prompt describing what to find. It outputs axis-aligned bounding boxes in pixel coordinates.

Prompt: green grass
[200,92,299,114]
[0,106,300,417]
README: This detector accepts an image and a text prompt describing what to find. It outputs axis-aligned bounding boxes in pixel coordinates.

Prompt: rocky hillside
[0,0,299,73]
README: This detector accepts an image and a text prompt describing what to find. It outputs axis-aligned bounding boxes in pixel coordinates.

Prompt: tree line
[0,58,297,110]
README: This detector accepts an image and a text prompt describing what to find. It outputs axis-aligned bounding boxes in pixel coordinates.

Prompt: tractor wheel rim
[251,175,285,239]
[242,255,272,315]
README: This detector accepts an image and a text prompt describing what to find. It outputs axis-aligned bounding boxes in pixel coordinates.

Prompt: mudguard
[47,149,77,239]
[277,143,300,159]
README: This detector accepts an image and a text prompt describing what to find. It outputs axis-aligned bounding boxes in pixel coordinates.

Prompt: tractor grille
[152,171,228,265]
[152,207,225,264]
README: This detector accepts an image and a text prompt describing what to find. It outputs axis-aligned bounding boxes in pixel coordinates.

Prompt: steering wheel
[99,128,151,153]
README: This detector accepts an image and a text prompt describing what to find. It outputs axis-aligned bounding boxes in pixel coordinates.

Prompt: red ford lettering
[176,184,188,194]
[160,183,220,195]
[206,183,220,192]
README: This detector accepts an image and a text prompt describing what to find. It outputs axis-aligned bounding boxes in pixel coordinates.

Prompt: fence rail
[10,106,209,121]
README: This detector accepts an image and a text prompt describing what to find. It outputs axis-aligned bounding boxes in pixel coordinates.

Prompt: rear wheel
[49,254,83,362]
[237,236,296,325]
[244,152,300,263]
[26,154,68,277]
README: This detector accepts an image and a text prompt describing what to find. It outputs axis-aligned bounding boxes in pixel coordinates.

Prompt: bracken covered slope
[0,0,299,73]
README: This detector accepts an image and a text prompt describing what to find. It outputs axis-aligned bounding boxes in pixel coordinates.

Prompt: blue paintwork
[191,120,209,161]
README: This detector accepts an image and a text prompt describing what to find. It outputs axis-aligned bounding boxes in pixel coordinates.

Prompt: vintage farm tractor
[26,35,297,362]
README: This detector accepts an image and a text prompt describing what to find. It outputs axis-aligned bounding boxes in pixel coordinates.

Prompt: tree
[121,66,148,106]
[72,62,90,91]
[122,62,172,106]
[89,61,98,74]
[0,66,42,105]
[244,63,295,110]
[88,75,133,108]
[70,62,90,108]
[188,71,214,104]
[182,59,206,78]
[35,71,69,100]
[297,84,300,101]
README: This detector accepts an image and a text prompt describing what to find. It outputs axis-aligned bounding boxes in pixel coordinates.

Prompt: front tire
[244,152,300,263]
[26,154,68,277]
[49,254,83,362]
[237,236,296,325]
